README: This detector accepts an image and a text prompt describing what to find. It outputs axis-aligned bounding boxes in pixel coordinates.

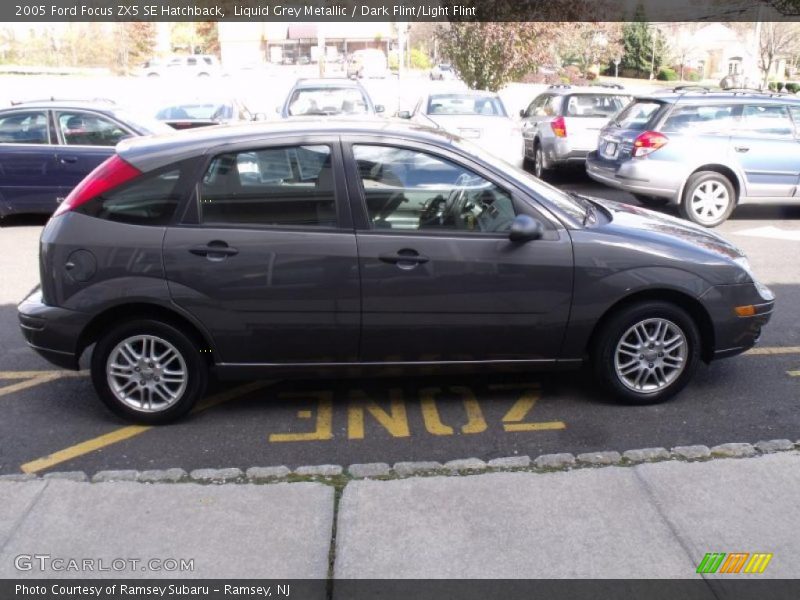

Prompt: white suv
[141,55,221,78]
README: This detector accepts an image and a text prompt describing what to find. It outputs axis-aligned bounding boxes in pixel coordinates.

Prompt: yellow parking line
[745,346,800,356]
[20,381,270,474]
[0,370,88,399]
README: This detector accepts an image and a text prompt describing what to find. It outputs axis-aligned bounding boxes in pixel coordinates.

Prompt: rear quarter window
[75,162,188,225]
[662,104,735,134]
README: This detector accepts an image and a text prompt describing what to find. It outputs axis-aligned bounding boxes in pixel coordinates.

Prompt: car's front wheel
[90,319,208,424]
[593,302,701,404]
[680,171,736,227]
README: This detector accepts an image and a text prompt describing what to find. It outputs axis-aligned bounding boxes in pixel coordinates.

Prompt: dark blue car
[0,100,173,218]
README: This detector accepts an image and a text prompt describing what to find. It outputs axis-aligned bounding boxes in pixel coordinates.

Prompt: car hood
[588,197,745,263]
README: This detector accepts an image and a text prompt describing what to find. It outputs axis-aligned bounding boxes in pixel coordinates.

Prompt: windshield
[614,100,664,129]
[451,137,588,225]
[427,94,508,117]
[114,110,176,135]
[156,103,233,121]
[288,87,370,116]
[564,94,631,118]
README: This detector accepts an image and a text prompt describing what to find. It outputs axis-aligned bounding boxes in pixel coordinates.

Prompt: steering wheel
[442,172,473,226]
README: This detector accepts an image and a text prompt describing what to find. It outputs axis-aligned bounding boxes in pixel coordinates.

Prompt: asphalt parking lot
[1,167,798,477]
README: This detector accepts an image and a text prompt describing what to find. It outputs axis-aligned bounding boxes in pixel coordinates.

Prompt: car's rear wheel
[593,301,700,404]
[533,143,550,180]
[633,194,669,208]
[680,171,736,227]
[91,319,207,424]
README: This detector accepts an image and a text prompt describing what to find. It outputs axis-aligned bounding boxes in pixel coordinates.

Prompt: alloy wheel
[613,318,687,394]
[689,180,730,225]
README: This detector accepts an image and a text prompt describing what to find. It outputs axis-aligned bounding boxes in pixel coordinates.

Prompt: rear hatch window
[613,100,665,130]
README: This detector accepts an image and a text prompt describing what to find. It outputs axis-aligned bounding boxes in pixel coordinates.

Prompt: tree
[436,22,564,91]
[555,22,623,75]
[196,22,220,56]
[758,22,800,88]
[619,4,668,79]
[115,22,156,72]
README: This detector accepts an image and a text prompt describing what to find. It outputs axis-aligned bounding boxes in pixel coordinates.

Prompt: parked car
[280,78,384,118]
[0,100,173,218]
[430,63,457,81]
[520,84,632,179]
[586,89,800,227]
[401,90,524,166]
[155,98,263,130]
[346,49,388,79]
[141,55,221,78]
[18,121,773,423]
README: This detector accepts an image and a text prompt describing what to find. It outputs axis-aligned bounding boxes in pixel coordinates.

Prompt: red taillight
[550,116,567,138]
[53,155,141,217]
[632,131,668,157]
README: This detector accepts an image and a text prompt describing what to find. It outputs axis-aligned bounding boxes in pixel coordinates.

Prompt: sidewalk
[1,450,798,582]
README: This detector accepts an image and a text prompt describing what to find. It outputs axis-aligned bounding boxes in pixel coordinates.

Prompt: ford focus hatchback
[19,121,774,423]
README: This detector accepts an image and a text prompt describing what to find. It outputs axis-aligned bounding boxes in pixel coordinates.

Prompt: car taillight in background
[632,131,668,157]
[52,155,142,217]
[550,116,567,138]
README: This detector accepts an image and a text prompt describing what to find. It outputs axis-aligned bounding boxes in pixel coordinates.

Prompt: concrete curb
[7,440,798,485]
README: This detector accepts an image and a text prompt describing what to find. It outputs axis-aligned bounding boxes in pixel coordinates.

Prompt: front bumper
[18,290,89,370]
[701,282,775,360]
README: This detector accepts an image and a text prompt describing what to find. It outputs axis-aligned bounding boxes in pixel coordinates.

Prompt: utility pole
[650,25,657,80]
[753,3,763,89]
[317,23,326,77]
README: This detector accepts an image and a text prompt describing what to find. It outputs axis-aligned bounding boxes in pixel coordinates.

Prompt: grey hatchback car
[19,121,773,423]
[586,89,800,227]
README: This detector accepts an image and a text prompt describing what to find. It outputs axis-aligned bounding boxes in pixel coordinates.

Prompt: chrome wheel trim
[614,318,687,394]
[689,180,730,224]
[534,146,544,178]
[106,335,188,413]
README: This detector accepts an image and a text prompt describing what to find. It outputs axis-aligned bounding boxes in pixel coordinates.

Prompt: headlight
[733,257,773,301]
[732,256,751,273]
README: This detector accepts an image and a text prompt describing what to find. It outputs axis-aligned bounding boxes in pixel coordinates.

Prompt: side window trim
[182,136,353,231]
[340,138,559,239]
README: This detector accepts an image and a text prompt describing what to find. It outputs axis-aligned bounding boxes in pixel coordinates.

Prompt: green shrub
[656,67,678,81]
[786,82,799,94]
[410,48,431,70]
[768,81,777,91]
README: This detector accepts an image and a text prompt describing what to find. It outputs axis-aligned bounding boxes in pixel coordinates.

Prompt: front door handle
[734,146,750,153]
[379,249,429,270]
[58,156,78,164]
[189,241,239,261]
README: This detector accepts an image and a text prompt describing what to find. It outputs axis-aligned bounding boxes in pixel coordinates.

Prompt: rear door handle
[734,146,750,153]
[189,241,239,260]
[379,249,429,270]
[58,156,78,164]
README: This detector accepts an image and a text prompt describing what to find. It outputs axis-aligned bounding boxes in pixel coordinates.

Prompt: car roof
[543,85,629,96]
[117,119,460,171]
[642,90,800,105]
[292,78,365,88]
[2,99,117,112]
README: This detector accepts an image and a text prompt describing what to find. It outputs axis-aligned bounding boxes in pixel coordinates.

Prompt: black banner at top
[4,0,800,22]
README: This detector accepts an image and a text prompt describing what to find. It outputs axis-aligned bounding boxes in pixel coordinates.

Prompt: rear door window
[198,145,337,228]
[0,111,50,144]
[662,104,736,134]
[739,105,794,138]
[614,100,663,130]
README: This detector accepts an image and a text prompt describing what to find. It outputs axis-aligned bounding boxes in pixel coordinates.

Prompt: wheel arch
[586,289,716,363]
[77,302,216,366]
[678,164,743,205]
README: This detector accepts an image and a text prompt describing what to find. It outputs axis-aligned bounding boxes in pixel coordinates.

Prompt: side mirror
[375,104,385,113]
[253,112,267,121]
[397,110,411,119]
[509,215,544,243]
[274,106,282,114]
[519,109,526,118]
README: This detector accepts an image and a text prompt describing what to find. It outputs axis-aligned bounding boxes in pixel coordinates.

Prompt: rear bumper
[701,283,775,360]
[18,291,89,370]
[585,152,684,200]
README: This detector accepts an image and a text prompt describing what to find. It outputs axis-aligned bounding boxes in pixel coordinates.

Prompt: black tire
[679,171,736,227]
[90,319,207,424]
[533,143,550,180]
[592,301,701,405]
[633,194,669,208]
